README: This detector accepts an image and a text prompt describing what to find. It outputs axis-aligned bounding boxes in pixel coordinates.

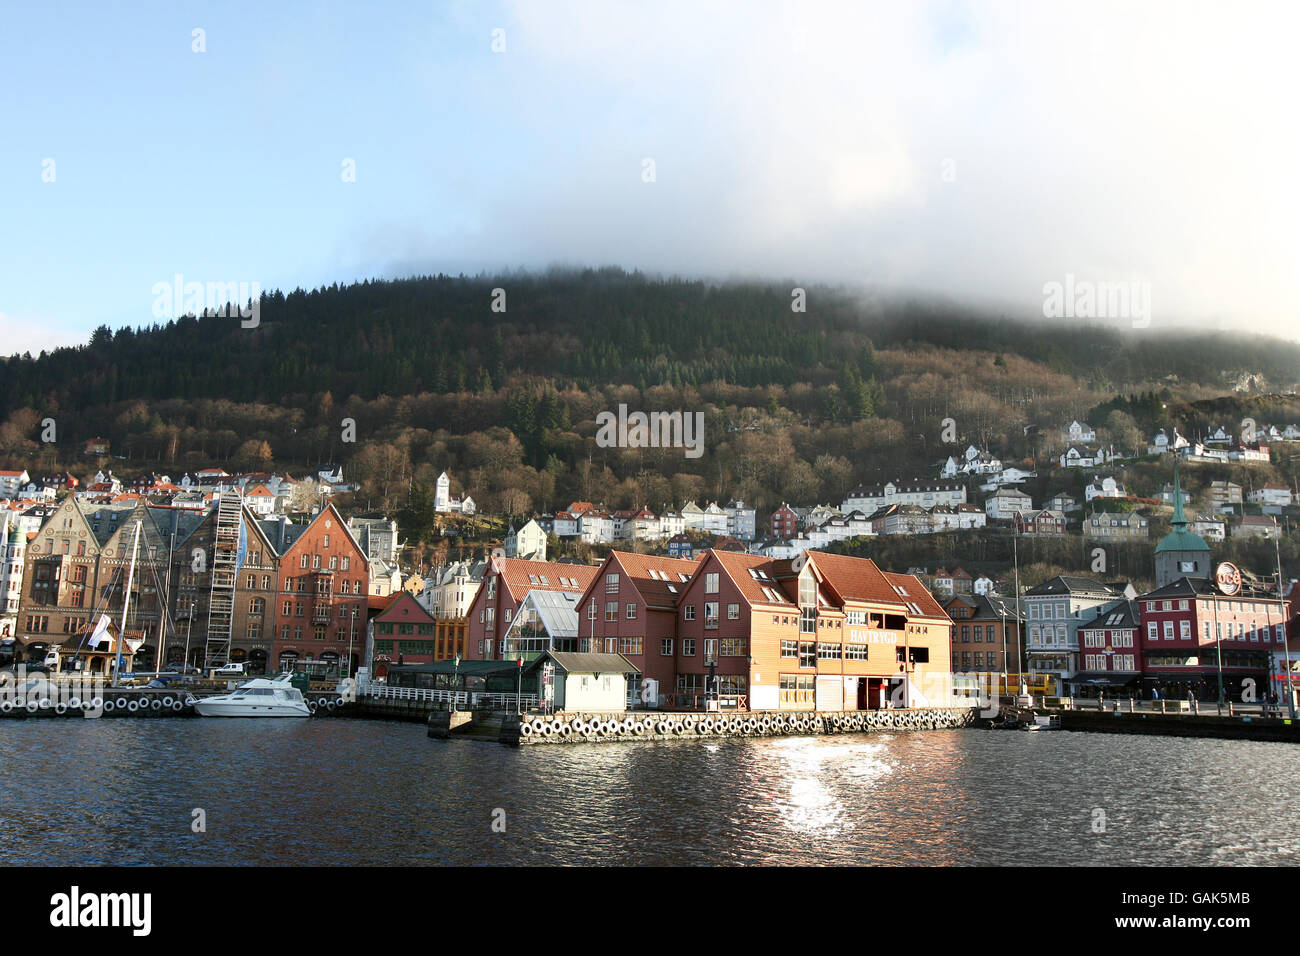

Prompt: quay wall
[1058,710,1300,743]
[497,707,977,747]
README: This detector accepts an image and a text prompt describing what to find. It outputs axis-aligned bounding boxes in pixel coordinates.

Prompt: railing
[362,684,538,710]
[479,692,539,709]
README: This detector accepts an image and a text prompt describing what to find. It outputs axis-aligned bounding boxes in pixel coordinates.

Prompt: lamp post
[706,656,718,710]
[1211,594,1225,708]
[452,653,461,711]
[516,656,524,715]
[1013,535,1026,697]
[1274,535,1296,718]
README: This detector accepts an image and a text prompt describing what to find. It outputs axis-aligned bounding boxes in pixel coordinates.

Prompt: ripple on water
[0,722,1296,866]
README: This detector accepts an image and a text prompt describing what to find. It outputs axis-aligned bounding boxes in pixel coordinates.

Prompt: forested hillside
[1,268,1298,528]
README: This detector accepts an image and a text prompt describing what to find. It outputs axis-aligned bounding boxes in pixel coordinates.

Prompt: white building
[434,471,476,514]
[418,559,486,619]
[725,500,757,541]
[1084,476,1127,502]
[1060,446,1114,468]
[0,470,30,499]
[505,518,548,561]
[0,511,26,638]
[842,479,966,513]
[1147,429,1189,456]
[985,487,1032,521]
[1247,483,1293,507]
[1063,421,1096,444]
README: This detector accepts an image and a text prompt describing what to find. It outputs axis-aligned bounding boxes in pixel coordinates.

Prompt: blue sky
[3,0,1298,354]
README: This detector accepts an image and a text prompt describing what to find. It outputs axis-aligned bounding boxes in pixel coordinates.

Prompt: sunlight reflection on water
[1,720,1297,866]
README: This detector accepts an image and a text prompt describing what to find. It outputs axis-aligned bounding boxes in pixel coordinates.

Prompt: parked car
[213,662,246,675]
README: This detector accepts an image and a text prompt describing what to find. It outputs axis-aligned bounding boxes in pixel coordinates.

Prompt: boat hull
[193,700,310,717]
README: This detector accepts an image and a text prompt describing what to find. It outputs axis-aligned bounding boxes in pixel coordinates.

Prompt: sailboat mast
[113,520,143,687]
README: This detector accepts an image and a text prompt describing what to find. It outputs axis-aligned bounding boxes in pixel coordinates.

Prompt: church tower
[1154,461,1211,587]
[434,471,451,513]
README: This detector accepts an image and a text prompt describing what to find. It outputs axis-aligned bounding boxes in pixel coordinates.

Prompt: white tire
[150,699,163,711]
[161,696,174,708]
[26,701,39,714]
[0,700,12,714]
[54,702,68,715]
[38,698,51,710]
[128,699,140,713]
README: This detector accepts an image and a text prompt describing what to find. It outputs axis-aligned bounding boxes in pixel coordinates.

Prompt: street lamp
[516,656,524,715]
[452,653,461,711]
[1274,535,1296,718]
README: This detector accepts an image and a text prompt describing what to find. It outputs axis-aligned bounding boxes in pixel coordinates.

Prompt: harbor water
[2,719,1296,866]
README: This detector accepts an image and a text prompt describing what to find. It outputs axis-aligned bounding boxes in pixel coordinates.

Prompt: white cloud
[0,313,88,357]
[360,0,1300,339]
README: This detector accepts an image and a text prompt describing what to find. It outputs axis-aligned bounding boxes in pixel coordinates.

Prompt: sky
[2,0,1298,355]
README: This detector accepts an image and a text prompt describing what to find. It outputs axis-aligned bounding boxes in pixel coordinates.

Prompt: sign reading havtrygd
[595,404,705,459]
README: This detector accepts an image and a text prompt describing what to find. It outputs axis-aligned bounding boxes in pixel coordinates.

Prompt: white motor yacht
[191,674,310,717]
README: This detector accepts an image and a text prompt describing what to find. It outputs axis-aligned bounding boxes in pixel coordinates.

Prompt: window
[781,640,798,658]
[618,636,644,656]
[587,602,597,620]
[626,603,637,620]
[798,642,816,668]
[1163,621,1174,641]
[704,638,717,661]
[661,638,673,656]
[705,572,719,594]
[504,609,512,623]
[684,604,695,621]
[682,639,695,657]
[727,603,740,620]
[1147,622,1158,643]
[605,601,618,622]
[605,573,620,594]
[779,674,815,706]
[816,642,841,660]
[705,602,719,627]
[845,644,868,660]
[721,638,746,656]
[1179,620,1190,640]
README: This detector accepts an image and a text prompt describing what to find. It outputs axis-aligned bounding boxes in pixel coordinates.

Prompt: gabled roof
[546,651,635,674]
[1079,599,1140,630]
[589,551,702,609]
[493,557,599,603]
[804,551,946,618]
[374,590,437,624]
[1024,575,1125,598]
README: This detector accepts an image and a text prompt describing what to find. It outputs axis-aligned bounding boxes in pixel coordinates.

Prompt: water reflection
[0,721,1296,866]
